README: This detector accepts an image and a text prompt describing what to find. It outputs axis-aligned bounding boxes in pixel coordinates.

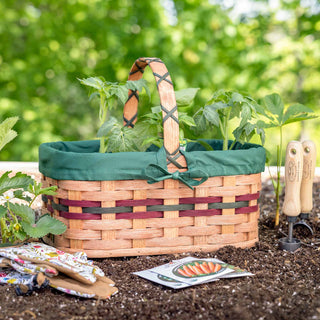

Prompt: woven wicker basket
[41,57,264,258]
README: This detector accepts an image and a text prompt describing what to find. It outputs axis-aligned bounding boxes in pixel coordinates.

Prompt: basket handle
[123,57,186,170]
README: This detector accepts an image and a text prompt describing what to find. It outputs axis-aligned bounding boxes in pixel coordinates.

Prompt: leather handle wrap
[123,57,185,170]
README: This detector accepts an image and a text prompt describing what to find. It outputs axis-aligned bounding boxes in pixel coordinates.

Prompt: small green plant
[194,90,265,150]
[257,93,318,227]
[0,172,66,243]
[0,116,19,152]
[78,77,150,153]
[0,117,66,244]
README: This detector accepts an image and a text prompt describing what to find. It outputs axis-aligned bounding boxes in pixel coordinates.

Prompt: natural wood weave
[41,57,263,257]
[42,173,261,257]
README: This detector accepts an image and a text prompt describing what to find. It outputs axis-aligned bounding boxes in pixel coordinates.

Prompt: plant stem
[274,126,283,227]
[28,195,37,208]
[229,140,236,150]
[99,92,107,153]
[223,109,231,151]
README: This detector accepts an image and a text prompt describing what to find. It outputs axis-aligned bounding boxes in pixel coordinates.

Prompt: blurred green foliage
[0,0,319,164]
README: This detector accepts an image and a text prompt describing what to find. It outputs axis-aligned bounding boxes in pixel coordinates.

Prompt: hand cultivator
[279,140,316,252]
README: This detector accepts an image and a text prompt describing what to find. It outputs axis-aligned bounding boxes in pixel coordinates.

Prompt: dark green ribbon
[144,164,208,190]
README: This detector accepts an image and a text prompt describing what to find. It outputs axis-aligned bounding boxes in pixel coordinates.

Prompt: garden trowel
[279,141,303,252]
[293,140,316,235]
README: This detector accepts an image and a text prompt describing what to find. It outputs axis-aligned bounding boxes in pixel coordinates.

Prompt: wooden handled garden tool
[293,140,316,235]
[279,141,303,252]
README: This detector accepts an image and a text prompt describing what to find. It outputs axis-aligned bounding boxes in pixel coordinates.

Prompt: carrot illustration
[178,268,190,277]
[189,264,204,275]
[213,263,222,273]
[199,262,210,274]
[183,265,196,277]
[188,264,200,275]
[208,261,215,273]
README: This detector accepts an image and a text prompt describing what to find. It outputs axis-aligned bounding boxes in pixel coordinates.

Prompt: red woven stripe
[116,211,163,219]
[60,199,101,207]
[47,196,54,201]
[236,192,260,201]
[116,199,163,207]
[47,204,53,213]
[179,197,222,204]
[60,211,101,220]
[179,209,221,217]
[235,205,258,214]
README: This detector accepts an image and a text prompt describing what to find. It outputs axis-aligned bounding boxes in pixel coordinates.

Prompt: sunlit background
[1,0,320,164]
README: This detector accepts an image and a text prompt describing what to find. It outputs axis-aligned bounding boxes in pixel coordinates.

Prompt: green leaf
[9,203,35,224]
[0,116,19,152]
[151,106,162,113]
[0,205,7,219]
[106,126,141,152]
[193,113,207,132]
[97,117,119,138]
[15,228,27,241]
[282,104,318,126]
[21,214,67,238]
[109,85,128,105]
[78,77,105,90]
[263,93,284,123]
[13,190,32,203]
[203,105,220,127]
[175,88,199,106]
[125,79,150,98]
[240,104,252,126]
[178,113,196,127]
[231,92,245,103]
[0,171,34,195]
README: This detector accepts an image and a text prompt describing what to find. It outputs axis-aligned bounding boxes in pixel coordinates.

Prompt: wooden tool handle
[283,141,303,217]
[300,140,316,213]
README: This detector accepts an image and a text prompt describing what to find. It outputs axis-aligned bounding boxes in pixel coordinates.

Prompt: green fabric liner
[39,139,265,181]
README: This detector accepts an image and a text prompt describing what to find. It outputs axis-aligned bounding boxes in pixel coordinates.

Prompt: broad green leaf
[203,105,220,127]
[175,88,199,106]
[0,172,34,195]
[193,113,207,132]
[240,104,251,126]
[231,92,245,103]
[282,104,318,126]
[97,117,119,138]
[0,205,7,219]
[78,77,105,90]
[256,120,278,129]
[13,190,32,203]
[9,203,35,224]
[125,79,150,98]
[15,228,27,241]
[0,116,19,152]
[21,214,67,238]
[263,93,284,123]
[257,127,266,145]
[110,85,128,105]
[151,106,161,113]
[179,113,196,127]
[107,127,140,152]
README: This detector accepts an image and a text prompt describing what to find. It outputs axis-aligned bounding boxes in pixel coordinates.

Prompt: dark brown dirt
[1,180,320,320]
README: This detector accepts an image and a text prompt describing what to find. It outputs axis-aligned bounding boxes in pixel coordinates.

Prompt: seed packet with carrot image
[206,258,254,278]
[150,257,233,285]
[173,257,254,279]
[133,270,192,289]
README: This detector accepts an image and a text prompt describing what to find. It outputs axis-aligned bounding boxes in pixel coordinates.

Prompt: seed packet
[149,257,234,285]
[133,270,192,289]
[172,257,254,279]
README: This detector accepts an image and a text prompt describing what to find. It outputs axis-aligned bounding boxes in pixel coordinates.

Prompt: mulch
[1,180,320,320]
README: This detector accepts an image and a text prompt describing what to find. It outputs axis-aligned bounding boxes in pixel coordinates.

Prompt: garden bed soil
[1,180,320,320]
